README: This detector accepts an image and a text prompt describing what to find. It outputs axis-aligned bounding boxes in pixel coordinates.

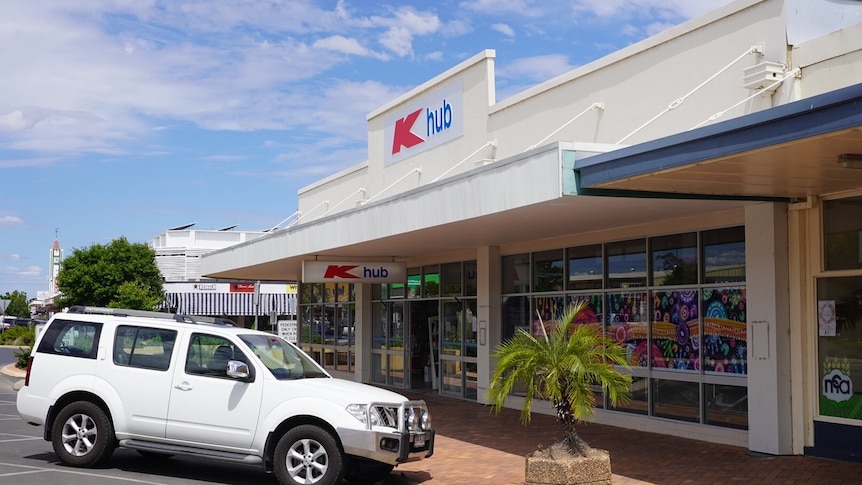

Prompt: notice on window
[818,300,836,336]
[278,320,298,343]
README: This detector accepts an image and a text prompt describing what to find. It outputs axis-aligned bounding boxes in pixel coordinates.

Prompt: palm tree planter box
[525,443,611,485]
[489,302,630,485]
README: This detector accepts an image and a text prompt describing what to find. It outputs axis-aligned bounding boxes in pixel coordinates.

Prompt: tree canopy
[56,237,164,310]
[1,290,31,317]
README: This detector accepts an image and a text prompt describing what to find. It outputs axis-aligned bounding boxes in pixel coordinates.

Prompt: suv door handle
[174,382,193,391]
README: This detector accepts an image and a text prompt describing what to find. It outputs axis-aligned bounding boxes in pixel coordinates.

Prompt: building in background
[47,233,62,299]
[152,224,297,328]
[201,0,862,463]
[29,233,64,319]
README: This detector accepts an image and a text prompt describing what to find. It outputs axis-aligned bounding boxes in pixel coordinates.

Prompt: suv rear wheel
[51,401,116,467]
[274,424,344,485]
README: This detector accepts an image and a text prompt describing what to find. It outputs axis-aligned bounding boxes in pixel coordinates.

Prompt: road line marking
[0,463,170,484]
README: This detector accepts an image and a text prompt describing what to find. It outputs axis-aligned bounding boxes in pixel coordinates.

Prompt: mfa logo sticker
[384,79,463,166]
[823,368,853,403]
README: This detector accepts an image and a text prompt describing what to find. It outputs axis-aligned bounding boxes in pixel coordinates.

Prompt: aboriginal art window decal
[702,287,747,375]
[608,292,649,368]
[651,290,700,372]
[495,225,746,428]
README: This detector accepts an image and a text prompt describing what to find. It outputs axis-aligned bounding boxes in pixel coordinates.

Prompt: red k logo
[323,265,359,279]
[391,108,424,154]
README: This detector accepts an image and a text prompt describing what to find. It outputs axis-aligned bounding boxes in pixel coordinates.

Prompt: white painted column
[355,284,371,383]
[476,245,500,405]
[745,202,793,454]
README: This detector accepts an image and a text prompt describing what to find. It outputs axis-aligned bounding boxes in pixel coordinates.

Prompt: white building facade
[201,0,862,461]
[151,225,297,326]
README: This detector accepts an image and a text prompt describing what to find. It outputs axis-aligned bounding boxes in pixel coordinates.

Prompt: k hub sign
[303,261,407,283]
[384,79,464,166]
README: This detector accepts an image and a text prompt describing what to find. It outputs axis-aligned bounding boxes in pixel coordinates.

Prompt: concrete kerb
[2,364,25,391]
[1,345,27,390]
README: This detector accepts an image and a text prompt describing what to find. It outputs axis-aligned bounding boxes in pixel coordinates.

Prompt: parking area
[4,359,862,484]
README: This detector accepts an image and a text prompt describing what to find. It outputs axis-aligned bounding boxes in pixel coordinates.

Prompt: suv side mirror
[227,360,253,382]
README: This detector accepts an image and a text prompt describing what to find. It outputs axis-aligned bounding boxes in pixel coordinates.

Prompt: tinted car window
[36,318,102,359]
[114,325,177,371]
[186,333,251,379]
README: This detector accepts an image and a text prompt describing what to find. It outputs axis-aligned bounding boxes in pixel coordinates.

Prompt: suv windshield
[239,334,329,380]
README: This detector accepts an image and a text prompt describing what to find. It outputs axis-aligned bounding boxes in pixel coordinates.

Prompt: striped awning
[163,292,296,317]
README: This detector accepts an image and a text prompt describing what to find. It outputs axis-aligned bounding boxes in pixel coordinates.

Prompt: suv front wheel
[274,424,344,485]
[51,401,116,467]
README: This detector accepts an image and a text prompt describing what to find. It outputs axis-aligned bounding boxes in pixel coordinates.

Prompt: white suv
[17,306,434,485]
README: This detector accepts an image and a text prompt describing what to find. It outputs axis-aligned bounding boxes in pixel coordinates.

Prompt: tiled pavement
[390,391,862,485]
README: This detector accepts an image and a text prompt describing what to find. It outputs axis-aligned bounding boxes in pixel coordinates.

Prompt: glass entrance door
[409,300,438,390]
[439,298,478,399]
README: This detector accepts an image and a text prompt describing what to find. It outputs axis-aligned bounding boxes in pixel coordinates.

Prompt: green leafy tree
[1,290,31,317]
[56,237,164,310]
[488,301,632,456]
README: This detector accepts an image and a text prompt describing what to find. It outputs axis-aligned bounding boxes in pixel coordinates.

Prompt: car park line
[0,432,42,442]
[0,462,170,483]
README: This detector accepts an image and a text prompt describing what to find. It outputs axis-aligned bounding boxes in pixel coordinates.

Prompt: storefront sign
[384,79,463,166]
[302,261,406,283]
[230,282,256,293]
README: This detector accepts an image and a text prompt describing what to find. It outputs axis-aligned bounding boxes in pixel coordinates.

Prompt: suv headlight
[421,408,432,430]
[346,404,384,427]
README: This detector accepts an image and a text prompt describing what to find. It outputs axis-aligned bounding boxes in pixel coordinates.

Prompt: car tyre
[274,424,343,485]
[51,401,115,467]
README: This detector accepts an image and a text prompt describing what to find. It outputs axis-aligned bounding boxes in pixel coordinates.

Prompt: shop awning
[164,292,296,316]
[575,81,862,200]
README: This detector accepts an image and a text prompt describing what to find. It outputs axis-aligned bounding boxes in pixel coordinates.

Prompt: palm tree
[488,300,631,457]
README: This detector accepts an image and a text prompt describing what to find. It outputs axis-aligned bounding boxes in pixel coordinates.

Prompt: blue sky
[0,0,736,300]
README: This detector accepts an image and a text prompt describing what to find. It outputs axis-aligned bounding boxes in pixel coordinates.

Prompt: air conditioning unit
[743,61,786,93]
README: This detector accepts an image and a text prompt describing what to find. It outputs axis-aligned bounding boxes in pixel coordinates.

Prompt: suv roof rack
[66,306,236,326]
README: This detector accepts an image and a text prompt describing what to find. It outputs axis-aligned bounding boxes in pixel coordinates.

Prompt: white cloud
[201,154,248,163]
[0,157,58,168]
[313,35,388,60]
[570,0,734,20]
[0,111,39,132]
[492,23,515,37]
[0,216,23,225]
[379,27,417,57]
[497,54,575,83]
[459,0,543,17]
[376,8,441,57]
[0,1,445,157]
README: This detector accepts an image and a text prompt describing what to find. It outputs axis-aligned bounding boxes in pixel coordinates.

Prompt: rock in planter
[524,442,611,485]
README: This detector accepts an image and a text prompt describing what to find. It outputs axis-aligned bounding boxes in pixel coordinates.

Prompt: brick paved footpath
[388,392,862,485]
